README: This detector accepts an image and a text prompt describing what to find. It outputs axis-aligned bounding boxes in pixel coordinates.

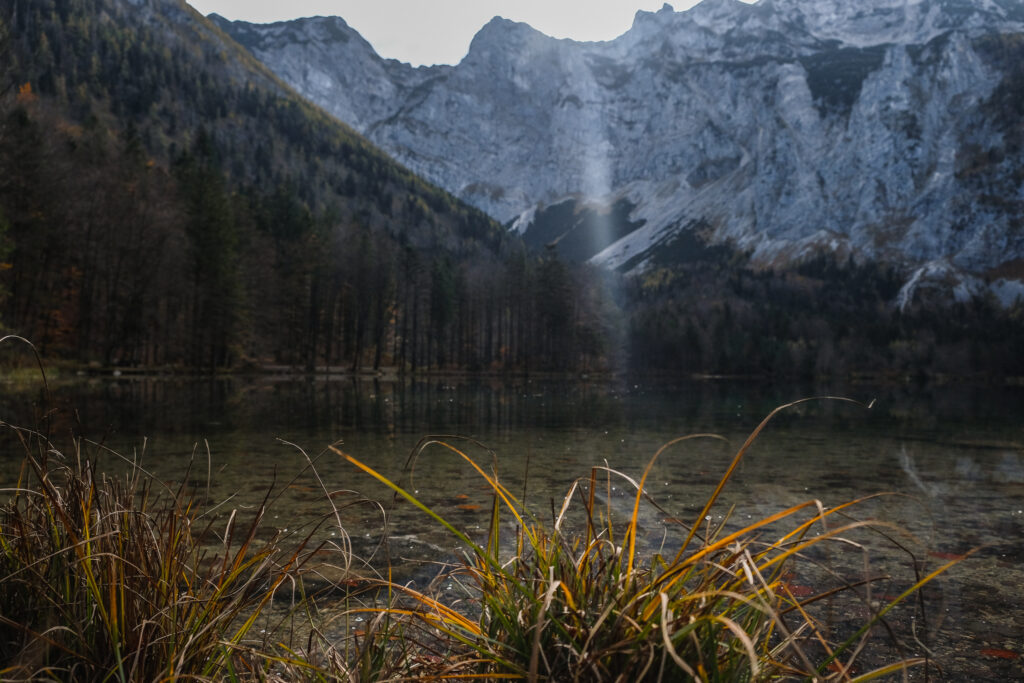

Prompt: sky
[186,1,724,67]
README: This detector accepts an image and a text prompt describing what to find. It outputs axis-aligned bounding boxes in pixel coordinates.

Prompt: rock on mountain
[213,0,1024,306]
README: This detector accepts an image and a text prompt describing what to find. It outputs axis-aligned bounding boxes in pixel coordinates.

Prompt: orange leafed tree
[17,82,35,102]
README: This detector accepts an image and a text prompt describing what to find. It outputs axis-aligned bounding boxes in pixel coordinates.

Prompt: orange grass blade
[418,440,530,538]
[781,583,836,664]
[655,499,823,593]
[349,607,480,638]
[755,520,902,577]
[332,446,482,556]
[847,658,928,682]
[675,397,872,563]
[773,494,891,547]
[625,434,724,576]
[819,550,975,674]
[348,577,483,635]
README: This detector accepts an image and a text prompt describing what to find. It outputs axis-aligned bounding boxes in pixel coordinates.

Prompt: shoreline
[3,361,1023,387]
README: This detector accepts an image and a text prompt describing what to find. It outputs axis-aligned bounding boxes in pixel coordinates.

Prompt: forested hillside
[626,247,1024,378]
[0,0,613,372]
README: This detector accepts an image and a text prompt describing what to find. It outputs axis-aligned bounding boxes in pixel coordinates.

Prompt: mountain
[214,0,1024,308]
[4,0,1023,379]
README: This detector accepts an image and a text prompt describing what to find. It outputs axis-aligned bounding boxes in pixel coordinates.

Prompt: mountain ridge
[214,0,1024,307]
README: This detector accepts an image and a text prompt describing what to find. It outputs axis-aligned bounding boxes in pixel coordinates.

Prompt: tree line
[626,248,1024,379]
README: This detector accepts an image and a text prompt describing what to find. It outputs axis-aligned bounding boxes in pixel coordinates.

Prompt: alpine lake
[2,375,1022,680]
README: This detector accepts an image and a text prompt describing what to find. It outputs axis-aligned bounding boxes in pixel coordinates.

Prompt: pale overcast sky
[187,1,736,66]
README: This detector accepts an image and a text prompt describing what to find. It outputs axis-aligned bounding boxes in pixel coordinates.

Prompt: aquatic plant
[334,398,966,681]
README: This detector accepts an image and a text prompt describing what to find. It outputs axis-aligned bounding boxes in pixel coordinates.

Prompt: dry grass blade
[676,396,875,561]
[624,433,726,575]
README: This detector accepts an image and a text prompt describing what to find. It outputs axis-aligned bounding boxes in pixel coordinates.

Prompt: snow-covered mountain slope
[213,0,1024,306]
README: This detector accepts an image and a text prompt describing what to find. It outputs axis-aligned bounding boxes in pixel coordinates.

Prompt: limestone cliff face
[214,0,1024,305]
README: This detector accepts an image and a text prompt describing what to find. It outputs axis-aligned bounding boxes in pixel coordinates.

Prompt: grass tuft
[332,397,965,681]
[0,422,332,681]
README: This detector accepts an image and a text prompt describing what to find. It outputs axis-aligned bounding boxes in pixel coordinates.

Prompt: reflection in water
[997,452,1024,484]
[9,376,1023,438]
[899,446,945,498]
[2,377,1023,679]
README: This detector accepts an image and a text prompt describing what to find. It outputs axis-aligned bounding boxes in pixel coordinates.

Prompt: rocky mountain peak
[471,16,542,44]
[632,2,677,25]
[219,14,367,55]
[463,16,556,68]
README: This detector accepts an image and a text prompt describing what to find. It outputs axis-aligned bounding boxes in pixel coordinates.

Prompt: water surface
[2,377,1022,679]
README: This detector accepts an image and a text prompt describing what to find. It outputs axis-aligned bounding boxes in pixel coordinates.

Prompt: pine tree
[175,132,242,368]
